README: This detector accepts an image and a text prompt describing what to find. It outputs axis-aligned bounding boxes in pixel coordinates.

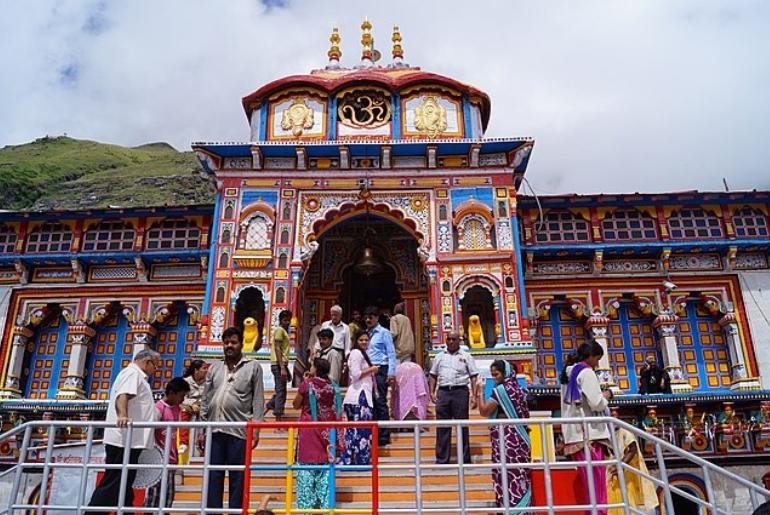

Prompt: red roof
[241,67,492,131]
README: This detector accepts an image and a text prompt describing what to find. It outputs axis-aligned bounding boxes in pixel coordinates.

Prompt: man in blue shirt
[364,305,397,446]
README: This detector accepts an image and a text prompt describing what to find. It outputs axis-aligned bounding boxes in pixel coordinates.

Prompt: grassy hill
[0,136,214,211]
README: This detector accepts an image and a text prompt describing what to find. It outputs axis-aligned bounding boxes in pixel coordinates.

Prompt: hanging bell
[354,246,383,276]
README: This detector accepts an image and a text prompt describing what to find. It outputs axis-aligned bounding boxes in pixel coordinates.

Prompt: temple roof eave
[192,137,534,175]
[518,190,770,208]
[241,69,492,130]
[523,239,770,259]
[0,248,207,267]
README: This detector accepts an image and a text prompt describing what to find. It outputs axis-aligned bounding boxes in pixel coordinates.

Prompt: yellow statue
[243,317,260,352]
[467,314,485,349]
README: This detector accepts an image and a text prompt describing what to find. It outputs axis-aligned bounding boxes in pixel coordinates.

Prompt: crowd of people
[87,303,671,514]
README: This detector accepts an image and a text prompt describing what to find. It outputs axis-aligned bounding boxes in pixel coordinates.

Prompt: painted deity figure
[753,401,770,450]
[679,404,710,452]
[281,99,315,137]
[717,402,748,452]
[414,96,448,138]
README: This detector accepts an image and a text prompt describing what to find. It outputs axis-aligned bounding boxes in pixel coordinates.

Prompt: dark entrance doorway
[341,255,401,317]
[460,285,496,348]
[234,286,266,349]
[671,491,701,514]
[300,213,429,358]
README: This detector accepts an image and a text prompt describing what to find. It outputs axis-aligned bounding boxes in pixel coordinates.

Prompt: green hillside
[0,136,214,211]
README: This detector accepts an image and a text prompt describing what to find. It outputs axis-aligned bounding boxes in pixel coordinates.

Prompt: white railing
[0,417,768,514]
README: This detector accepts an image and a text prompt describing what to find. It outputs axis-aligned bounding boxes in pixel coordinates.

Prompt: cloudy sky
[1,0,769,194]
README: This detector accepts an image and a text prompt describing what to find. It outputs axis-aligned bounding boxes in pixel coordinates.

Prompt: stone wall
[738,271,770,389]
[666,464,768,515]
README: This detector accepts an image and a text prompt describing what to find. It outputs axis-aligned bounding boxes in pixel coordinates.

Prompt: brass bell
[354,246,383,276]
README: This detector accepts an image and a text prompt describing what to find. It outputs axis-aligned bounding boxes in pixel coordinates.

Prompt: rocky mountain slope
[0,136,214,211]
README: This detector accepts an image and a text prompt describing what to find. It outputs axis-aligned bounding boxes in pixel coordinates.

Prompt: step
[180,467,493,488]
[176,487,495,503]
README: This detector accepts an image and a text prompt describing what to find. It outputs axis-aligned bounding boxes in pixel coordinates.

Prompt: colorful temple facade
[1,23,769,482]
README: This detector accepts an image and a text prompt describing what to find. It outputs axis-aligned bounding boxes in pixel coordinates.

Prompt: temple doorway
[460,285,496,348]
[671,492,700,514]
[234,286,266,349]
[341,257,401,319]
[301,213,429,358]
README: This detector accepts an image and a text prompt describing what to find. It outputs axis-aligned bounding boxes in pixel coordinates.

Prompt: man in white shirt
[87,349,160,514]
[320,304,350,356]
[428,331,479,465]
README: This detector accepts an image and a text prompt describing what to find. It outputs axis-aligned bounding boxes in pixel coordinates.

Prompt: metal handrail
[0,416,768,515]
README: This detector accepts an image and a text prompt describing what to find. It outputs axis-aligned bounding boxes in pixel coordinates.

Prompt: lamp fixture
[353,203,384,277]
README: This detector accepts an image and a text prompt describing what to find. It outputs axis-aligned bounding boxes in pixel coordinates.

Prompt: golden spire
[361,18,373,63]
[327,27,341,65]
[391,25,403,62]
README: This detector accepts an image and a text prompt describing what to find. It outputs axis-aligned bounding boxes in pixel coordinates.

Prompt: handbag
[132,446,164,488]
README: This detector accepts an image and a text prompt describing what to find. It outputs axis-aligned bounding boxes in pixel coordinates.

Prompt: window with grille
[733,207,768,238]
[0,224,18,253]
[459,215,490,250]
[668,209,723,239]
[82,221,135,251]
[145,219,201,250]
[602,210,658,241]
[245,215,272,250]
[535,211,591,243]
[26,223,73,253]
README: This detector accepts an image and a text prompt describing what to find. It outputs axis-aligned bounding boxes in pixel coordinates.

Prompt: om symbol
[337,91,391,129]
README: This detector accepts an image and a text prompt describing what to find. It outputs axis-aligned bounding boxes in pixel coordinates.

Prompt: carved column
[719,312,761,390]
[129,321,157,355]
[492,293,502,346]
[585,314,619,393]
[289,268,303,352]
[0,326,34,398]
[653,313,692,393]
[56,323,96,400]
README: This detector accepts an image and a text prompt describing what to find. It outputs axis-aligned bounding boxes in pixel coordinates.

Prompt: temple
[1,21,769,505]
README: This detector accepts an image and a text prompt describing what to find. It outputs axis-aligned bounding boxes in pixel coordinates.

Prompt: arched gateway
[299,204,430,359]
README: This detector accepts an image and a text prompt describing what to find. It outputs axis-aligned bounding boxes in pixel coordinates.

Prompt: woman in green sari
[479,360,532,510]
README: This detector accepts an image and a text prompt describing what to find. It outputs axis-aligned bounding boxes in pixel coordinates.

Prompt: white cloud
[1,0,768,194]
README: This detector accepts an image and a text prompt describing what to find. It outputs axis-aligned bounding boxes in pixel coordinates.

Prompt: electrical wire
[520,176,544,233]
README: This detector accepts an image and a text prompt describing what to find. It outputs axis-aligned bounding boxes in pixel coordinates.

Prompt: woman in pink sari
[561,342,613,515]
[392,359,430,422]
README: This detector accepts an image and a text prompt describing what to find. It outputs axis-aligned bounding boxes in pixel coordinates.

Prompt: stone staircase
[173,388,498,512]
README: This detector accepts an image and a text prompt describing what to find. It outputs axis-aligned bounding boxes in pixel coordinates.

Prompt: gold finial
[327,27,341,64]
[392,25,403,61]
[361,18,373,62]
